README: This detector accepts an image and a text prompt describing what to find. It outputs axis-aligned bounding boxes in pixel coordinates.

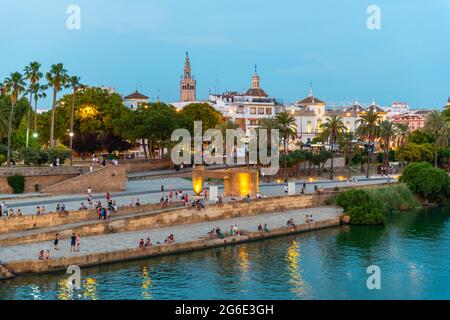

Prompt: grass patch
[366,184,419,213]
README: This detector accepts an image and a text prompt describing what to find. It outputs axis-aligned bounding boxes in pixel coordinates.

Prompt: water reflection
[285,240,306,298]
[141,266,152,300]
[83,278,97,300]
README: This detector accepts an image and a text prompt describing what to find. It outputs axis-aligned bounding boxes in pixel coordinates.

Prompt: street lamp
[32,132,38,138]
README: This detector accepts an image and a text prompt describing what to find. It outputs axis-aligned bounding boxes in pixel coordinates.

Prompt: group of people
[287,218,296,227]
[1,202,23,217]
[305,215,314,223]
[139,237,152,248]
[38,250,51,260]
[207,227,224,239]
[55,203,68,216]
[257,223,270,233]
[229,225,240,236]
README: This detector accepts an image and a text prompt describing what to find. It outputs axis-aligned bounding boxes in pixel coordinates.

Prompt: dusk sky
[0,0,449,109]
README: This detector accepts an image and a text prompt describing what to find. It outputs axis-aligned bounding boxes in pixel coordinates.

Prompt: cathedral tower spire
[180,51,197,102]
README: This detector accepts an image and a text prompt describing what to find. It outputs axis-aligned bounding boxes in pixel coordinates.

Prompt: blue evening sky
[0,0,449,109]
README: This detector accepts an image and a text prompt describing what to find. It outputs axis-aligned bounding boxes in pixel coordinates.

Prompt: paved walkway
[0,207,342,263]
[1,175,395,216]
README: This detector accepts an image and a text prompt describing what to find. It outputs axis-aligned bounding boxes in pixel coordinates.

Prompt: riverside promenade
[1,174,396,216]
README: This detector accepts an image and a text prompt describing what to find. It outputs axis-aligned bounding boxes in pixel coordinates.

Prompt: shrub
[400,162,450,204]
[367,184,419,212]
[336,189,372,211]
[336,188,386,225]
[7,174,25,194]
[0,154,5,166]
[48,147,72,164]
[346,204,385,225]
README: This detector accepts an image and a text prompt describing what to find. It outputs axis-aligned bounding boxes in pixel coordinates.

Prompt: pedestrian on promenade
[36,206,41,215]
[106,192,111,202]
[258,224,263,232]
[305,215,309,223]
[284,185,288,195]
[1,201,8,217]
[38,250,45,260]
[87,186,92,196]
[70,233,76,252]
[54,233,60,250]
[264,224,269,233]
[45,250,51,260]
[16,208,22,216]
[161,185,164,195]
[75,234,81,252]
[144,237,152,247]
[139,239,144,248]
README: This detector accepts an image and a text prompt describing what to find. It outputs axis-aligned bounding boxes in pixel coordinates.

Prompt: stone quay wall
[3,216,340,276]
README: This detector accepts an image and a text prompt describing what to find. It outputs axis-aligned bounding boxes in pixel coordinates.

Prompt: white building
[123,90,149,110]
[209,69,284,133]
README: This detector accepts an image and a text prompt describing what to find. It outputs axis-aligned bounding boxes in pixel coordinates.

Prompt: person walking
[70,233,76,252]
[54,233,60,250]
[75,234,81,252]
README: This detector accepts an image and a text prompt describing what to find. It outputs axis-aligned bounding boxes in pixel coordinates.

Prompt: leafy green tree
[178,103,223,134]
[400,162,450,204]
[408,129,435,144]
[397,142,434,164]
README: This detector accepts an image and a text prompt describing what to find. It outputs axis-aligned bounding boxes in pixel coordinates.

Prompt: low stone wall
[0,194,331,246]
[41,165,126,194]
[122,158,171,173]
[0,202,183,234]
[3,216,340,276]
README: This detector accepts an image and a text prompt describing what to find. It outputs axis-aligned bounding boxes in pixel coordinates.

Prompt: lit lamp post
[67,129,74,166]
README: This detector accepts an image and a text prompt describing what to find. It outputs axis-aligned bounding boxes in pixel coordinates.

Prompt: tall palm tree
[379,120,397,172]
[275,112,297,181]
[339,131,359,178]
[3,72,26,166]
[258,117,279,153]
[68,76,82,165]
[424,110,449,167]
[32,83,47,138]
[46,63,68,147]
[0,103,8,140]
[356,109,381,178]
[319,114,346,179]
[23,62,43,147]
[395,122,409,169]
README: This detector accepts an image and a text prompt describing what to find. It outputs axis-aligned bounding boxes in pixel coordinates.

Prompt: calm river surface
[1,207,450,300]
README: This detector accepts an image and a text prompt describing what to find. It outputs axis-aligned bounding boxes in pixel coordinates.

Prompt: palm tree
[46,63,68,147]
[3,72,26,166]
[68,76,82,165]
[356,109,381,178]
[23,62,43,147]
[258,117,279,154]
[379,120,397,172]
[32,83,47,138]
[339,131,359,178]
[0,103,8,140]
[395,122,409,169]
[275,112,297,181]
[424,110,449,167]
[319,114,346,179]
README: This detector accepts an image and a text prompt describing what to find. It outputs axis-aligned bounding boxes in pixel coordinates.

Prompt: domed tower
[180,52,197,102]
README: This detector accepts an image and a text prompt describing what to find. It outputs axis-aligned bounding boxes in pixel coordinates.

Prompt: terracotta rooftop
[297,96,325,105]
[124,90,149,100]
[244,88,268,97]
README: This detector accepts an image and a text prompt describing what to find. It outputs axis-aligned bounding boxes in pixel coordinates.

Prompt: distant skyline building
[180,52,196,102]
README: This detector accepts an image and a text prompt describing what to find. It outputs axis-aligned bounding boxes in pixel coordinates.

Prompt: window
[258,108,265,115]
[307,121,312,133]
[317,119,322,132]
[266,108,272,115]
[250,107,256,115]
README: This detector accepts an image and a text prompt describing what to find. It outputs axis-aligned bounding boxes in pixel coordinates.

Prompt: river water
[1,207,450,300]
